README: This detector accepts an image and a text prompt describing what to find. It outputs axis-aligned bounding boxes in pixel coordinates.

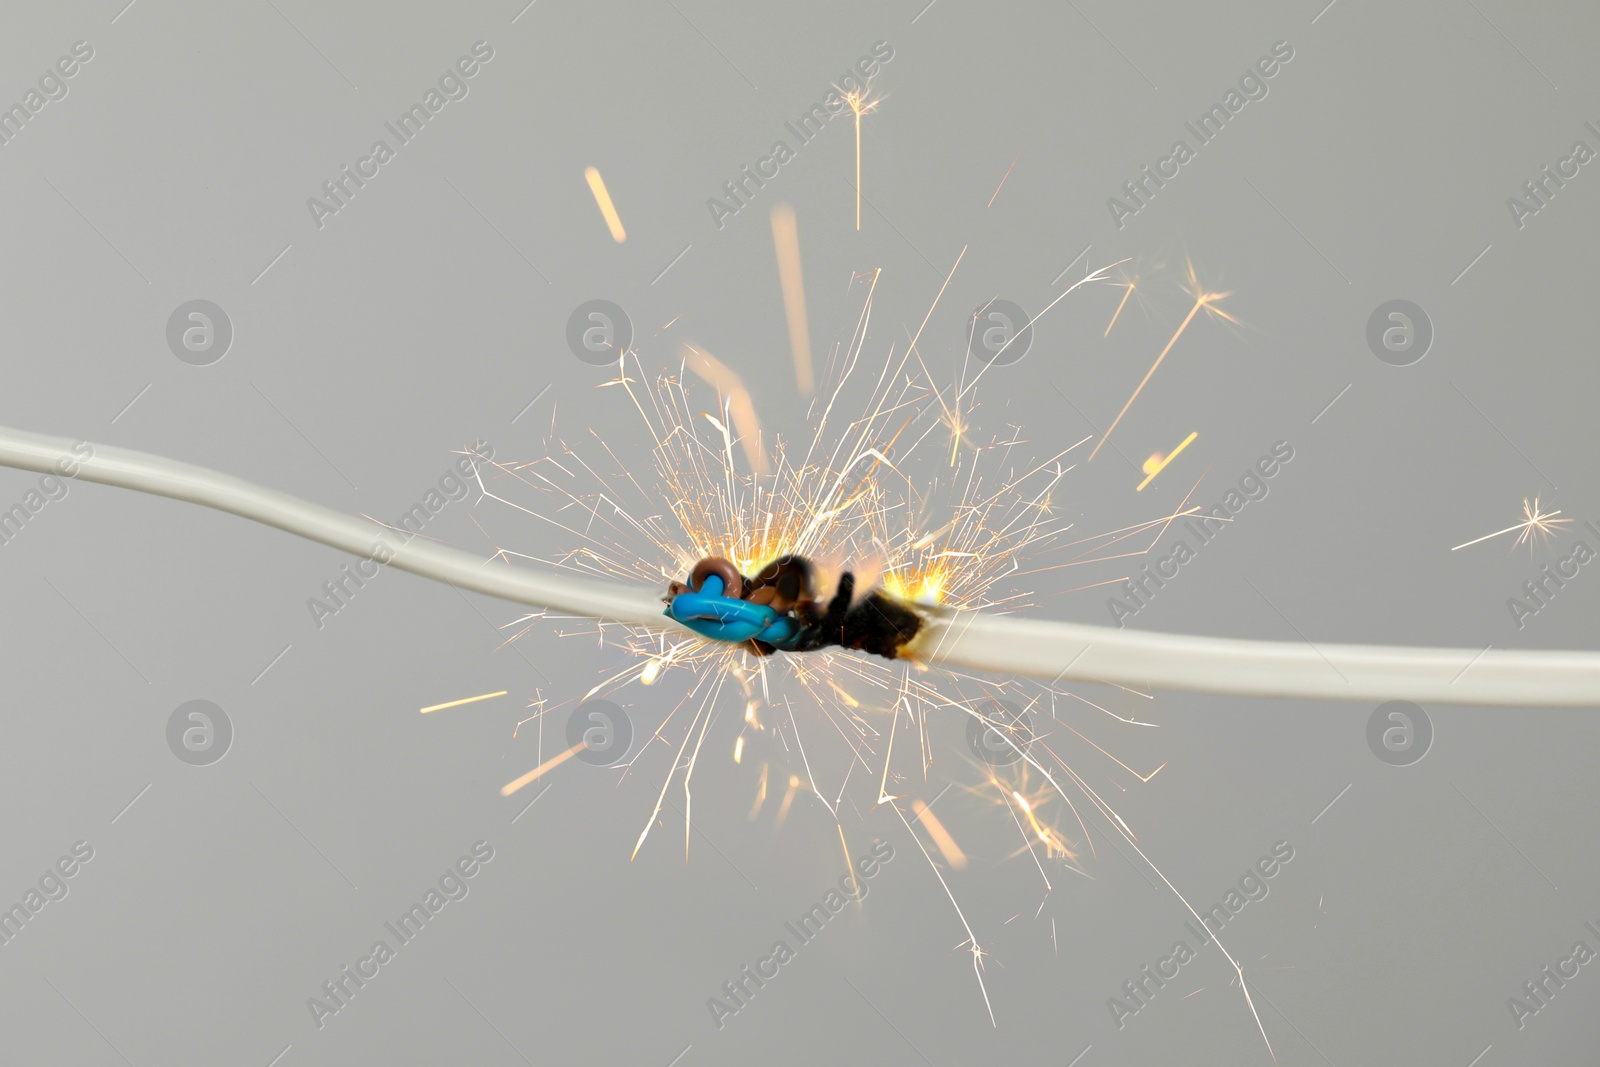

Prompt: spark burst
[1452,496,1572,552]
[468,264,1274,1049]
[837,81,881,231]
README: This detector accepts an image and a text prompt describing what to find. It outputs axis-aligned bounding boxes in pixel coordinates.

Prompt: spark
[891,800,994,1025]
[629,673,727,860]
[1135,431,1198,491]
[940,404,971,467]
[770,203,814,395]
[980,760,1079,870]
[956,260,1127,395]
[748,762,769,820]
[419,689,507,713]
[900,244,970,464]
[877,701,904,804]
[775,774,801,828]
[500,741,586,796]
[1056,719,1168,783]
[1104,277,1137,337]
[1010,789,1065,857]
[986,150,1021,208]
[909,246,967,358]
[583,166,627,242]
[838,82,881,230]
[1452,497,1571,551]
[1089,261,1236,462]
[826,681,860,709]
[681,341,771,477]
[838,823,864,904]
[913,797,967,868]
[682,691,717,860]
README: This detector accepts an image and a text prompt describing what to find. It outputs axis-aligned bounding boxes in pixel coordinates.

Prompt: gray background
[2,0,1599,1064]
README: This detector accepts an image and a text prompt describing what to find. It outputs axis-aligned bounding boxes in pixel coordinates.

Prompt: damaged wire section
[472,262,1132,712]
[664,554,922,658]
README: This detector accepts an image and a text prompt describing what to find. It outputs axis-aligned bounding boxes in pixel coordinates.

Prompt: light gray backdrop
[2,0,1598,1064]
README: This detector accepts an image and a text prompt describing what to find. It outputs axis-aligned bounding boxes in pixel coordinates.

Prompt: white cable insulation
[0,425,668,626]
[914,608,1599,706]
[3,425,1595,706]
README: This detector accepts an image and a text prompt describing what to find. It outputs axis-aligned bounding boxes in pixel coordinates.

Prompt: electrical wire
[3,424,1595,706]
[0,425,665,626]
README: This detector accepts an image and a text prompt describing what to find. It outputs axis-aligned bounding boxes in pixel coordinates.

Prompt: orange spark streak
[846,91,866,229]
[875,701,905,805]
[1089,271,1231,462]
[500,741,586,796]
[987,150,1021,207]
[748,762,769,820]
[838,823,863,903]
[1010,791,1053,847]
[913,798,968,869]
[584,166,626,242]
[770,204,814,395]
[1105,282,1135,336]
[682,342,771,477]
[1451,496,1570,551]
[1136,431,1198,491]
[420,690,507,714]
[775,774,801,828]
[854,99,862,230]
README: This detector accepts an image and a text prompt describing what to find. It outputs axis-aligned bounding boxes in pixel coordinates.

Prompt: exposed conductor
[664,555,923,660]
